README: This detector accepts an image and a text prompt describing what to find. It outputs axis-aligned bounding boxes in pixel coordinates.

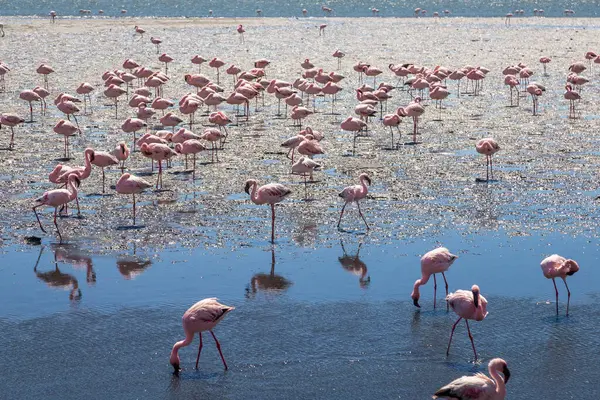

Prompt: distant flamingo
[209,57,226,84]
[319,24,327,36]
[76,82,94,114]
[244,180,292,242]
[332,49,345,69]
[382,113,402,149]
[526,83,543,115]
[175,139,206,178]
[36,64,54,89]
[19,89,42,122]
[411,247,458,309]
[564,84,581,119]
[541,254,579,316]
[140,142,177,189]
[291,157,321,199]
[475,138,500,181]
[104,84,127,119]
[433,358,510,399]
[122,117,147,151]
[237,24,245,43]
[33,86,50,115]
[397,97,424,144]
[539,56,551,75]
[446,285,488,360]
[150,36,162,54]
[54,120,79,158]
[158,53,174,75]
[90,149,119,193]
[191,55,207,72]
[33,174,80,241]
[1,113,25,149]
[112,142,130,173]
[115,173,152,225]
[170,298,235,374]
[134,25,145,38]
[338,173,371,230]
[340,116,367,155]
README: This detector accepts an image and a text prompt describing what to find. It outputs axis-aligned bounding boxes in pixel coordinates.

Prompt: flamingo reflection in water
[339,239,370,288]
[33,246,81,301]
[117,257,152,279]
[52,243,96,285]
[246,247,292,297]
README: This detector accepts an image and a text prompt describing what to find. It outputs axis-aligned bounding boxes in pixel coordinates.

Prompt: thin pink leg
[53,207,63,242]
[270,203,275,243]
[563,279,571,316]
[446,317,462,356]
[552,278,559,315]
[441,272,449,311]
[210,330,228,370]
[433,273,437,308]
[465,320,478,360]
[33,205,46,233]
[356,201,370,230]
[195,332,203,369]
[337,203,347,228]
[132,193,136,225]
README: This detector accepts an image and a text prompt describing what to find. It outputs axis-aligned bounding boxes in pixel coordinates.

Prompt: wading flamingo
[433,358,510,399]
[338,173,371,230]
[170,298,235,374]
[411,247,458,309]
[540,254,579,316]
[115,173,152,225]
[446,285,488,360]
[33,174,80,241]
[475,138,500,182]
[244,180,292,243]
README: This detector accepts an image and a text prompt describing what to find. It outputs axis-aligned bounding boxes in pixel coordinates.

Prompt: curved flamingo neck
[250,182,259,204]
[490,365,506,397]
[170,330,195,361]
[68,177,79,200]
[359,177,369,195]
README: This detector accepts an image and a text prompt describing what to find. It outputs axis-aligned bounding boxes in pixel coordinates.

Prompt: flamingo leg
[433,274,437,309]
[490,155,494,180]
[210,330,228,370]
[441,272,449,311]
[465,320,478,360]
[33,205,46,233]
[563,278,571,316]
[446,317,462,356]
[132,193,136,225]
[9,126,15,149]
[53,207,63,242]
[552,278,559,316]
[193,154,197,181]
[337,202,347,228]
[102,168,106,193]
[195,332,203,369]
[270,203,276,243]
[356,200,370,230]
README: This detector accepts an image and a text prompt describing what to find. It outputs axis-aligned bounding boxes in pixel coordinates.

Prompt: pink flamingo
[476,138,500,181]
[20,90,42,122]
[151,97,174,115]
[364,66,383,87]
[429,85,449,119]
[90,149,118,193]
[539,56,551,75]
[291,156,321,199]
[112,142,130,173]
[340,116,367,155]
[170,298,235,373]
[319,24,327,36]
[175,139,206,178]
[338,173,371,230]
[564,84,581,119]
[209,57,226,84]
[541,254,579,316]
[0,113,25,149]
[411,247,458,309]
[382,113,402,149]
[191,55,207,73]
[150,36,162,54]
[76,82,94,114]
[54,148,93,215]
[504,75,519,106]
[297,134,324,158]
[397,97,425,144]
[244,180,292,242]
[446,285,488,360]
[160,112,183,132]
[122,117,147,151]
[140,142,177,189]
[54,120,79,158]
[33,174,80,241]
[290,106,313,127]
[281,134,304,163]
[57,97,81,130]
[104,84,127,119]
[134,25,145,38]
[433,358,510,399]
[208,111,231,147]
[158,53,174,75]
[36,64,54,89]
[332,49,345,69]
[199,128,225,162]
[33,86,50,115]
[526,83,543,115]
[237,24,245,43]
[115,173,152,225]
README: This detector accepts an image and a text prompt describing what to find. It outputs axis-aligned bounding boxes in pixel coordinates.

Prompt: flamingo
[175,139,206,179]
[291,157,321,199]
[237,24,245,43]
[104,84,127,119]
[150,36,162,54]
[33,175,80,241]
[382,113,402,149]
[76,82,94,114]
[340,116,367,155]
[53,120,79,159]
[19,90,42,122]
[411,247,458,309]
[115,173,152,225]
[0,113,25,149]
[446,285,488,360]
[170,298,235,374]
[90,149,119,193]
[36,64,54,89]
[112,142,130,173]
[244,180,292,243]
[140,143,177,189]
[475,138,500,182]
[398,97,425,144]
[433,358,510,400]
[539,56,551,75]
[564,84,581,119]
[158,53,174,75]
[338,173,371,230]
[541,254,579,316]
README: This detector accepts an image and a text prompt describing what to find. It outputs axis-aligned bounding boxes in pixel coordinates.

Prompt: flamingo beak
[244,182,251,194]
[473,291,480,308]
[502,365,511,384]
[365,176,372,186]
[413,297,421,308]
[171,362,180,375]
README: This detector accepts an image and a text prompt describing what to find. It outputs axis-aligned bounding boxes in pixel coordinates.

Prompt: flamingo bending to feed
[338,173,371,230]
[33,174,80,241]
[475,138,500,182]
[446,285,488,360]
[244,180,292,243]
[540,254,579,316]
[433,358,510,400]
[411,247,458,309]
[115,173,152,225]
[170,298,235,374]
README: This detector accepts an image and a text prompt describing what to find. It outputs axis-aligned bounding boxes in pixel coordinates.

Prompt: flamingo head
[170,353,181,375]
[564,259,580,276]
[359,173,372,186]
[471,285,481,308]
[120,143,127,154]
[490,359,511,384]
[244,179,257,194]
[411,281,421,307]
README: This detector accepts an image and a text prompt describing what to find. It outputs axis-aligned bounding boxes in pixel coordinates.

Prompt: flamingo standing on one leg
[410,247,458,310]
[175,139,207,179]
[36,64,54,90]
[112,142,130,173]
[140,142,177,189]
[475,138,500,182]
[244,180,292,243]
[541,254,579,316]
[0,113,25,149]
[291,156,321,199]
[32,174,80,241]
[564,84,581,119]
[397,97,425,144]
[337,173,371,230]
[446,285,488,360]
[76,82,94,114]
[115,173,152,225]
[433,358,510,399]
[237,24,245,43]
[382,113,402,149]
[19,89,42,122]
[170,298,235,374]
[90,149,119,193]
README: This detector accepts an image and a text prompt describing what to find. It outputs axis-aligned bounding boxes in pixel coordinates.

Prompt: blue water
[0,0,598,18]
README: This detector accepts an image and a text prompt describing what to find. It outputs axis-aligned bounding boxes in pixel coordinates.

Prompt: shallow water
[0,229,598,399]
